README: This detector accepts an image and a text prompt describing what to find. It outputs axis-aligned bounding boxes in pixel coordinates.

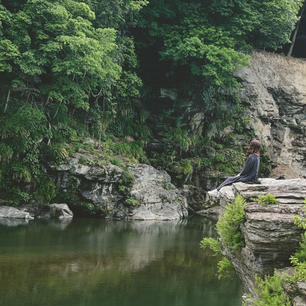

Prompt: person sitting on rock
[217,139,261,191]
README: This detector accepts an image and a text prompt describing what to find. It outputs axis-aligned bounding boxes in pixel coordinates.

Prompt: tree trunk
[288,3,305,57]
[4,89,11,113]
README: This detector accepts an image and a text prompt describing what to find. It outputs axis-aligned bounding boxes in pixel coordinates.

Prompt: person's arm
[240,155,256,177]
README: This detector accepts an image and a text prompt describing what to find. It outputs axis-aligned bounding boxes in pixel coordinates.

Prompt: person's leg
[217,176,239,191]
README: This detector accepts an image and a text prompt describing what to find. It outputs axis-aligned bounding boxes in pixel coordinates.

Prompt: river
[0,217,241,306]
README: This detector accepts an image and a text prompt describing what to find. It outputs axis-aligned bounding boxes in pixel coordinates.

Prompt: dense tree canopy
[0,0,304,204]
[135,0,303,90]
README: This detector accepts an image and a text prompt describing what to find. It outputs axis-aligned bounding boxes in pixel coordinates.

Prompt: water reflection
[0,217,241,306]
[0,217,30,227]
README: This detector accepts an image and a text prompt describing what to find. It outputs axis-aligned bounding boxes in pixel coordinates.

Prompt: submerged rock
[54,152,188,220]
[0,218,31,227]
[207,178,306,292]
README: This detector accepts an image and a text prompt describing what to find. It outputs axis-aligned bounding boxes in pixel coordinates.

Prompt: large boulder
[54,151,188,220]
[207,178,306,292]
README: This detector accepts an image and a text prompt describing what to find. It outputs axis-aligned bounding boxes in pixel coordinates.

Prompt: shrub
[288,202,306,282]
[118,169,135,195]
[253,274,290,306]
[257,193,278,206]
[34,174,56,203]
[216,194,246,250]
[200,237,221,255]
[217,257,235,280]
[125,197,140,207]
[200,237,235,280]
[109,156,122,166]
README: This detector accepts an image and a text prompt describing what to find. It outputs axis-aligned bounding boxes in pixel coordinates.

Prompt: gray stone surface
[235,52,306,178]
[293,296,306,306]
[55,151,188,220]
[128,164,188,220]
[49,204,73,219]
[207,178,306,293]
[0,206,34,220]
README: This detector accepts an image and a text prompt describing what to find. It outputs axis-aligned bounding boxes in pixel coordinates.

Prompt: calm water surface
[0,217,241,306]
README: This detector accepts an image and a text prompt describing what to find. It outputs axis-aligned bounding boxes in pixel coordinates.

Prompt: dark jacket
[217,153,260,190]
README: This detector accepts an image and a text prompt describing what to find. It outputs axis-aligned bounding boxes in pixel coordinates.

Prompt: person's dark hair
[247,139,261,155]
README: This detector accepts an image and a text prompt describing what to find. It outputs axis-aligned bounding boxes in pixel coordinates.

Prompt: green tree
[0,0,147,204]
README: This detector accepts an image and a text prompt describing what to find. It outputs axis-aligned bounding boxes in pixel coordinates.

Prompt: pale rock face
[55,152,188,220]
[0,206,34,222]
[207,178,306,293]
[235,52,306,177]
[49,204,73,219]
[129,164,188,220]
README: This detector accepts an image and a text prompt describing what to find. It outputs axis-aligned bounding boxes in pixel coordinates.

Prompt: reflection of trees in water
[0,218,240,306]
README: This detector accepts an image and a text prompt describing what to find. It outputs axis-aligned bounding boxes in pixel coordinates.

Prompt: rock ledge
[207,178,306,292]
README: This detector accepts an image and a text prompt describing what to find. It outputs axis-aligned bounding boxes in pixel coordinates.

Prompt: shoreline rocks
[0,203,73,226]
[54,151,188,220]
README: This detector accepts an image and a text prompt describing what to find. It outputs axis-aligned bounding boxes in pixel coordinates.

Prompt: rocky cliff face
[207,178,306,293]
[236,52,306,178]
[167,52,306,212]
[54,149,188,220]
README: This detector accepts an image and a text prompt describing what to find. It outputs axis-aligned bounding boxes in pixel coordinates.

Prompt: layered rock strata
[236,52,306,178]
[207,178,306,292]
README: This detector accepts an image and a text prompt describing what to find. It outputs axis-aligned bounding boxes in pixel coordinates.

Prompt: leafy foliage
[118,169,135,196]
[0,0,147,204]
[257,194,279,206]
[0,0,302,205]
[200,237,235,280]
[200,237,221,255]
[289,202,306,280]
[216,195,246,250]
[217,257,235,280]
[253,274,290,306]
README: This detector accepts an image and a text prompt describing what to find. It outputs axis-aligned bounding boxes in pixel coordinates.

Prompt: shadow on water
[0,217,241,306]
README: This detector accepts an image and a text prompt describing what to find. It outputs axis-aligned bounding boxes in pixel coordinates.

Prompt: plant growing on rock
[288,201,306,283]
[217,257,235,280]
[200,237,221,255]
[216,194,246,250]
[257,193,278,206]
[253,274,291,306]
[200,237,235,280]
[251,201,306,305]
[125,197,140,207]
[118,169,135,195]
